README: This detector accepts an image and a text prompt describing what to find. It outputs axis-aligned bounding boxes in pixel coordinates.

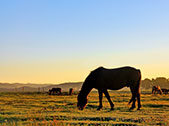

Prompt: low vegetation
[0,91,168,125]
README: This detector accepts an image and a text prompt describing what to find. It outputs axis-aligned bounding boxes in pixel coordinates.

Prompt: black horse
[77,66,142,110]
[161,88,169,94]
[49,88,62,95]
[69,88,74,95]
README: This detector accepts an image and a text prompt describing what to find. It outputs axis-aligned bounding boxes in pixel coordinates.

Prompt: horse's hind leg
[103,90,114,110]
[97,90,103,110]
[136,93,141,110]
[129,86,136,110]
[128,94,134,105]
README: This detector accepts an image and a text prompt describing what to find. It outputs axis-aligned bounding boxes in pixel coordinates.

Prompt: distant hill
[0,83,51,89]
[1,77,169,92]
[44,82,83,91]
[0,82,83,92]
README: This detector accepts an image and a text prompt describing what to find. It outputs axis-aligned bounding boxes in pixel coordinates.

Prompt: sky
[0,0,169,84]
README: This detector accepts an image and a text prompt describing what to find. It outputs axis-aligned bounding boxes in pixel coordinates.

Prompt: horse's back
[93,66,140,80]
[52,88,61,91]
[90,66,141,90]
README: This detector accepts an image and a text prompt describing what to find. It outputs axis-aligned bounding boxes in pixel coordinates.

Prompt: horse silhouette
[152,86,163,95]
[69,88,73,95]
[49,88,62,95]
[161,88,169,94]
[77,66,142,110]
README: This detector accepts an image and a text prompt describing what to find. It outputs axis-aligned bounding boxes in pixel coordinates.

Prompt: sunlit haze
[0,0,169,83]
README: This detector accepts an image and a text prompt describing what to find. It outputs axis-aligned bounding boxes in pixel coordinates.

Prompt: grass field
[0,91,168,126]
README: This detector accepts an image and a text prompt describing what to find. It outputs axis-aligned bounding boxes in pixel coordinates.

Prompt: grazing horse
[152,86,163,95]
[49,88,62,95]
[69,88,74,95]
[77,66,142,111]
[161,88,169,94]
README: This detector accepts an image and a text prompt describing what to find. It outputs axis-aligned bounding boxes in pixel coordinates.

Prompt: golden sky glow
[1,52,169,83]
[1,1,169,83]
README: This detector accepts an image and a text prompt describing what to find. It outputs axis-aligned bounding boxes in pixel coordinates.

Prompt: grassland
[0,91,168,126]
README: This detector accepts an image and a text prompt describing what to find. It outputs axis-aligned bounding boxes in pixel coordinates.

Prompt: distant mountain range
[0,82,83,92]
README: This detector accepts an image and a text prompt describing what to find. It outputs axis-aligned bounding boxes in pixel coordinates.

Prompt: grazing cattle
[152,86,163,95]
[77,66,142,111]
[69,88,73,95]
[161,88,169,94]
[49,88,62,95]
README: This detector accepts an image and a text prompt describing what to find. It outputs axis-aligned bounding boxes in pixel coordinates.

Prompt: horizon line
[0,76,169,85]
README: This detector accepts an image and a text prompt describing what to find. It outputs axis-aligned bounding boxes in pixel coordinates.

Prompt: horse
[69,88,74,95]
[152,86,163,95]
[77,66,142,111]
[49,88,62,95]
[161,88,169,94]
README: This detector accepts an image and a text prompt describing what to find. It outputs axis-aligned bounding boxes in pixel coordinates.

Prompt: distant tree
[155,77,168,88]
[156,77,167,83]
[142,78,152,89]
[152,78,155,85]
[141,77,169,89]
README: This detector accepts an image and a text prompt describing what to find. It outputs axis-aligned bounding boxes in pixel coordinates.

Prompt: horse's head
[77,92,88,110]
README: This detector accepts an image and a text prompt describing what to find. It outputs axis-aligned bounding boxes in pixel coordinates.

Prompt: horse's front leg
[97,90,103,110]
[103,90,114,110]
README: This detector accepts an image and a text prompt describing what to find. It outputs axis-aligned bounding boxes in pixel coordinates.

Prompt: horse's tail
[128,70,141,105]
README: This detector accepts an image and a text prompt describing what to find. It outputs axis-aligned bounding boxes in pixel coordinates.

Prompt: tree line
[141,77,169,89]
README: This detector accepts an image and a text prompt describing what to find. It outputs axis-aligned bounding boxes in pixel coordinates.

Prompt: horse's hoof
[129,107,135,110]
[97,106,103,111]
[110,108,114,111]
[137,108,141,110]
[97,107,102,111]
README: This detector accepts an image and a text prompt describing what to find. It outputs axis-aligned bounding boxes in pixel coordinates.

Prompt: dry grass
[0,91,168,125]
